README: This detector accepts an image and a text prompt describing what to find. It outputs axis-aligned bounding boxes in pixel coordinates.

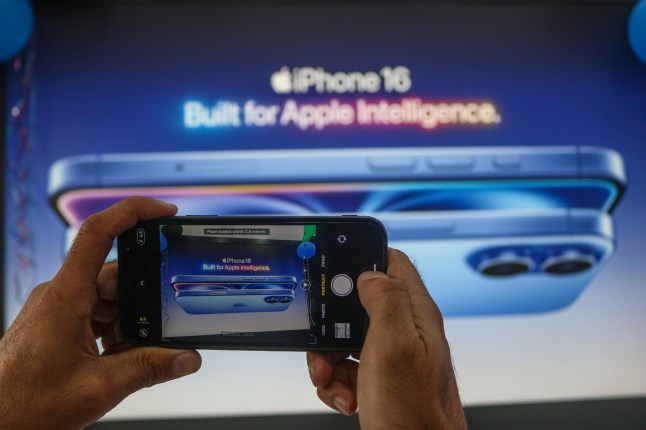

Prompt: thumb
[103,347,202,399]
[357,271,416,339]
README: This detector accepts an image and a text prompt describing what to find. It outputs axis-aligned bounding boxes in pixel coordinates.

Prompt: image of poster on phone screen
[118,217,386,349]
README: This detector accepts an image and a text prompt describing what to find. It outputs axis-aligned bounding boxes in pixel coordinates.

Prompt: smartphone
[118,215,387,350]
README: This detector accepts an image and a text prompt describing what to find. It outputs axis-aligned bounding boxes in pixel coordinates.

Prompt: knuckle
[368,333,418,372]
[73,213,105,246]
[370,276,408,298]
[26,282,49,301]
[77,212,110,237]
[81,211,104,232]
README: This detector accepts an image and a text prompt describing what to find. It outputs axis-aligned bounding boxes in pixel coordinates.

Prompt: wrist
[358,391,467,430]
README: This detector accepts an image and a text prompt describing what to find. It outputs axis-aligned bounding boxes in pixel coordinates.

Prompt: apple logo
[270,66,292,94]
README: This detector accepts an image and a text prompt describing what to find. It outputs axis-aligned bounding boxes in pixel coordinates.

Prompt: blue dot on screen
[160,232,168,253]
[297,242,316,260]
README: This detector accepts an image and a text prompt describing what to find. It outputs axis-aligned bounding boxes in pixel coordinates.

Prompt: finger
[102,347,201,402]
[385,248,446,334]
[306,352,330,387]
[306,352,349,387]
[102,340,134,356]
[100,321,124,351]
[314,359,359,416]
[96,261,119,301]
[56,197,177,292]
[93,299,118,324]
[386,248,433,302]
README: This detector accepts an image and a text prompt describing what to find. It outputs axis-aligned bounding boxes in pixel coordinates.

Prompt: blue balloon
[0,0,33,63]
[629,0,646,64]
[297,242,316,260]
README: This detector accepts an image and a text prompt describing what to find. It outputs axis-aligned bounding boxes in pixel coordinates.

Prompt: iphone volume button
[367,156,418,172]
[426,155,475,171]
[493,154,523,170]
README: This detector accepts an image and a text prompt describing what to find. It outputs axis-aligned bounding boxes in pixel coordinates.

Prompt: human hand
[0,197,202,430]
[306,249,467,429]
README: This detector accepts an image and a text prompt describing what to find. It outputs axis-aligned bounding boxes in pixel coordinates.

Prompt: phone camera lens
[279,297,293,303]
[477,253,534,277]
[541,250,596,275]
[265,297,278,304]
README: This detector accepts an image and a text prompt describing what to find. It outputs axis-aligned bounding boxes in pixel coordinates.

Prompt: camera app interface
[159,223,368,348]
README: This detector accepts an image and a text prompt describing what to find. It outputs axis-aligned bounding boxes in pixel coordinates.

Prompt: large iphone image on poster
[47,146,624,316]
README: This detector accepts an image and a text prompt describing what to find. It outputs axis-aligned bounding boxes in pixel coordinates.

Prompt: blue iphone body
[48,146,625,207]
[171,275,298,314]
[53,146,626,316]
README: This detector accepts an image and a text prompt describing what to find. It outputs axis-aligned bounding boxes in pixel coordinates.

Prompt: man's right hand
[307,248,467,429]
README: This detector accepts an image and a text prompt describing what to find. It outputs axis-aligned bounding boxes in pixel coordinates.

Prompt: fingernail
[359,271,387,281]
[333,396,350,415]
[172,352,200,377]
[161,201,178,209]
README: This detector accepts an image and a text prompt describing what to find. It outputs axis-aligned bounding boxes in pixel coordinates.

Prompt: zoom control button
[136,228,146,246]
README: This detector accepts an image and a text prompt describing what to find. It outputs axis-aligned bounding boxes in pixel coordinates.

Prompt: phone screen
[118,216,386,350]
[56,179,619,226]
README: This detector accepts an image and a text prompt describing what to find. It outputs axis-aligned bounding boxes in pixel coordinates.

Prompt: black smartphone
[118,215,387,351]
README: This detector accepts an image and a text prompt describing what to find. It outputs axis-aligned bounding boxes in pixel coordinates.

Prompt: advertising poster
[4,2,646,420]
